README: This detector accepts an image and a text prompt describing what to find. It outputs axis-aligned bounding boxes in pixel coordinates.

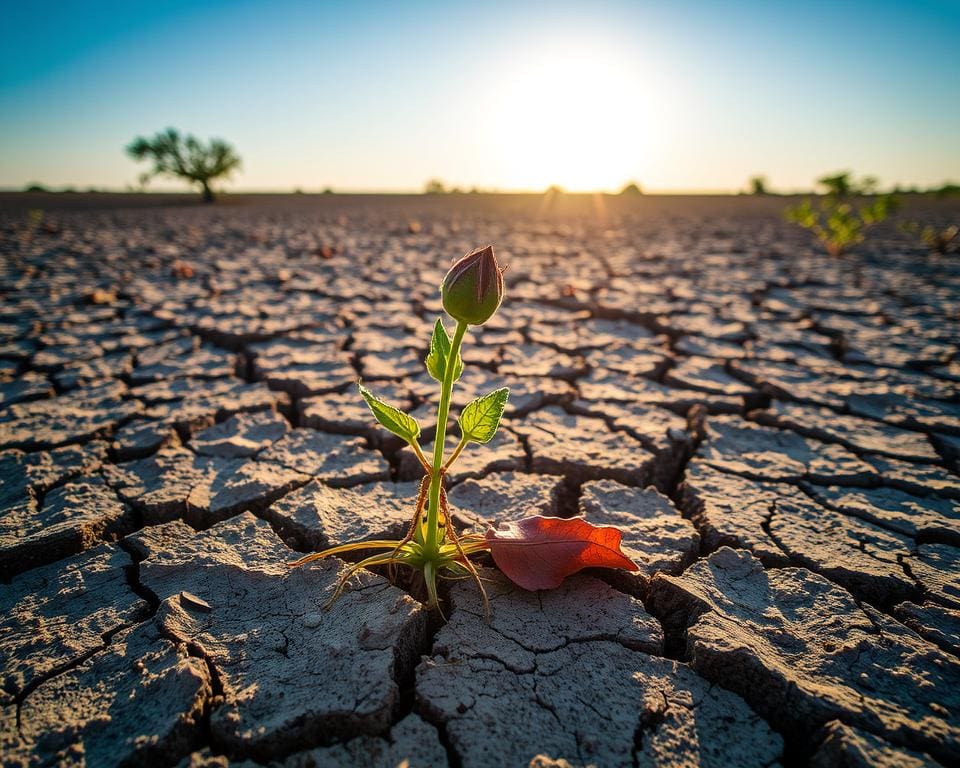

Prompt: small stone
[179,591,212,613]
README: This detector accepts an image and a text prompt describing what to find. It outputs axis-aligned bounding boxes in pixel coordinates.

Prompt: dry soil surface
[1,193,958,767]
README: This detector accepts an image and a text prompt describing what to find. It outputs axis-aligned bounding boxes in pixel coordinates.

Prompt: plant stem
[425,320,467,554]
[443,437,467,472]
[409,441,431,472]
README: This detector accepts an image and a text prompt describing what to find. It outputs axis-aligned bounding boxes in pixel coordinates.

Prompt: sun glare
[484,41,657,192]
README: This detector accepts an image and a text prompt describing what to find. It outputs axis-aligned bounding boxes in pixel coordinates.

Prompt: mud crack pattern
[0,194,957,767]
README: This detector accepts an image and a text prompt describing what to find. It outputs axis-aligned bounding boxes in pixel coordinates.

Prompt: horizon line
[5,184,953,197]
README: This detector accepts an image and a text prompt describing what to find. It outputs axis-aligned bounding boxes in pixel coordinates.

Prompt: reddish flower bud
[441,245,504,325]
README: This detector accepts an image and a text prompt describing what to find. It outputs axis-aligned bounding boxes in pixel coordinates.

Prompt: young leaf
[458,386,509,444]
[425,318,463,383]
[485,516,638,591]
[358,383,420,442]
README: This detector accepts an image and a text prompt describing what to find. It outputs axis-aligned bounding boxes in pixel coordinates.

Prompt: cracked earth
[0,193,958,767]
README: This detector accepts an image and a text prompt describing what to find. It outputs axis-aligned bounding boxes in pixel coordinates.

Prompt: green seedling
[291,245,508,616]
[901,221,959,255]
[785,172,899,257]
[289,245,638,616]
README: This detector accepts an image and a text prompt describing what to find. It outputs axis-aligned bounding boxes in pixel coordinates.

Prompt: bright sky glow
[478,38,669,191]
[0,0,957,193]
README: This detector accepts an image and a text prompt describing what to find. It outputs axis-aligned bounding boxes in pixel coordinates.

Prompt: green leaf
[425,318,463,383]
[459,387,509,444]
[358,383,420,442]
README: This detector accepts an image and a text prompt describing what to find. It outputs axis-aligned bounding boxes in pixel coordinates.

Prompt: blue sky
[1,0,958,192]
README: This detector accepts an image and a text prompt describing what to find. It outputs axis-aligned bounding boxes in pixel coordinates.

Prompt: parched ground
[1,192,958,767]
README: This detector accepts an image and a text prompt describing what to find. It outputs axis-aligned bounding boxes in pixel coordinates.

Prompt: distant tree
[619,181,643,196]
[545,184,565,195]
[936,182,960,198]
[126,128,241,203]
[748,175,768,195]
[424,179,447,194]
[816,172,854,197]
[814,172,892,197]
[24,183,48,193]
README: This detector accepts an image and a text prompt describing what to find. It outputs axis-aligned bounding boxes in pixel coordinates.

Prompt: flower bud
[441,245,504,325]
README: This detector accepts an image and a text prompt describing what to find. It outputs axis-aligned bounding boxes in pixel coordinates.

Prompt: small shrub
[901,221,959,254]
[784,172,898,256]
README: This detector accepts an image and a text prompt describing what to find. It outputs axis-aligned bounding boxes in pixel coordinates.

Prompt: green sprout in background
[901,221,959,255]
[785,171,899,257]
[291,246,508,616]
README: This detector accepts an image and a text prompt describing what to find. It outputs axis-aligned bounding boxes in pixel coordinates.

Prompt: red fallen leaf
[485,516,638,591]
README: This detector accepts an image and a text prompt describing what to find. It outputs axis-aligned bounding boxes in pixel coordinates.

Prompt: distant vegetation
[785,172,899,257]
[901,221,959,254]
[18,172,958,200]
[748,175,768,195]
[126,128,241,203]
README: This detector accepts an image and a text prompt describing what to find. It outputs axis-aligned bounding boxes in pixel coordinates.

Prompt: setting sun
[482,39,667,192]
